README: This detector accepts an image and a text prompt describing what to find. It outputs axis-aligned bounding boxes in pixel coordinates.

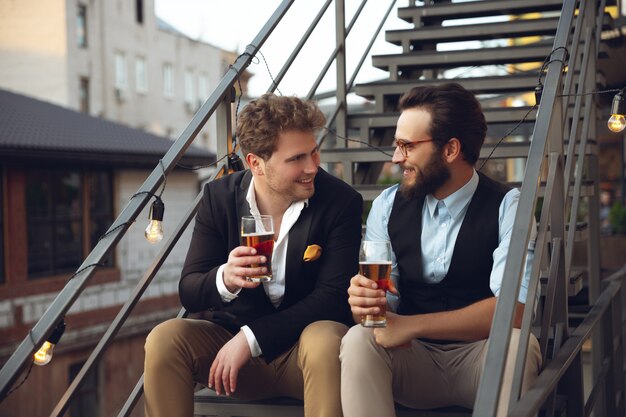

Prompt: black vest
[388,173,510,315]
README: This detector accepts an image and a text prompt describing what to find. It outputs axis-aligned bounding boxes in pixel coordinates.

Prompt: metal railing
[474,1,624,416]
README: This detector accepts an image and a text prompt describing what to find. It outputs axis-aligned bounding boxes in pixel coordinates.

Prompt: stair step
[321,141,597,164]
[372,43,553,75]
[540,268,585,297]
[194,389,471,417]
[347,107,537,139]
[398,0,564,25]
[387,17,558,49]
[355,74,540,105]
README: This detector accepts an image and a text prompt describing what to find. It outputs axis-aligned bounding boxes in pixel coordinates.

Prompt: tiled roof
[0,88,215,167]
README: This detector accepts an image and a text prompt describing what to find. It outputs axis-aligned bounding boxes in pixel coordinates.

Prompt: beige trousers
[144,318,348,417]
[340,326,542,417]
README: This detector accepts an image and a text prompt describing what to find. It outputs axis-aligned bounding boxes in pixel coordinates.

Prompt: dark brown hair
[398,83,486,165]
[236,93,326,160]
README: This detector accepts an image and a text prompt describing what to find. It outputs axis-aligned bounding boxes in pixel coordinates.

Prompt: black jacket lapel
[283,204,313,304]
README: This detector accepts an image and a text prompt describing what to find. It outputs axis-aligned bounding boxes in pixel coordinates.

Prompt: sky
[154,0,412,98]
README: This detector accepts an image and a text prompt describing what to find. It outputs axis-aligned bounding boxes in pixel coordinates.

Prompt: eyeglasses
[393,138,434,158]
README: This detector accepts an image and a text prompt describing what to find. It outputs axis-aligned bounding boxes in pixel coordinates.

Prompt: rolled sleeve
[490,188,536,304]
[215,264,241,302]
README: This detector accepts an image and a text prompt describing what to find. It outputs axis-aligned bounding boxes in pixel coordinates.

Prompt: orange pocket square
[303,244,322,262]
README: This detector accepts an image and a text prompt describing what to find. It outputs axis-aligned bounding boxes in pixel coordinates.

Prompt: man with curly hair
[144,94,362,417]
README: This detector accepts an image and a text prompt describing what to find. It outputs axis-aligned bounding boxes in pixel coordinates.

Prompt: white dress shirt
[215,177,307,357]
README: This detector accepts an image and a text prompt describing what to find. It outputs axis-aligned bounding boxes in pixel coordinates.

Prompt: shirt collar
[245,176,309,215]
[425,169,478,220]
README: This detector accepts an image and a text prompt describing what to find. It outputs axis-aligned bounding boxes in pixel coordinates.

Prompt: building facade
[0,0,249,153]
[0,89,213,416]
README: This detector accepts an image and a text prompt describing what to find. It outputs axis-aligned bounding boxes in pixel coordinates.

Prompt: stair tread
[194,389,472,415]
[348,107,537,127]
[397,0,564,24]
[321,140,597,163]
[372,43,553,72]
[355,74,541,99]
[387,16,558,45]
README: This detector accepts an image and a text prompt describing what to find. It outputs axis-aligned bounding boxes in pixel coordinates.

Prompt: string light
[608,89,625,133]
[144,197,165,244]
[227,152,245,172]
[33,320,66,366]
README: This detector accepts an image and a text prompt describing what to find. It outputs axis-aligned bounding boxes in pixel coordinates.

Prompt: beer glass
[359,240,392,327]
[240,215,274,282]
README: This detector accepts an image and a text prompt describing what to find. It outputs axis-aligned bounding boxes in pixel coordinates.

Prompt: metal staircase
[1,1,625,416]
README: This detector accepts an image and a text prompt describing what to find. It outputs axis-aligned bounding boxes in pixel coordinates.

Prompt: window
[69,362,99,417]
[79,77,89,113]
[114,53,127,90]
[77,4,87,47]
[135,58,147,94]
[135,0,144,24]
[163,63,174,98]
[25,169,113,278]
[184,70,194,108]
[198,74,208,107]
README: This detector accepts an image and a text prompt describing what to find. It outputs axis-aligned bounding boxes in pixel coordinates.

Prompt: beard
[399,151,450,200]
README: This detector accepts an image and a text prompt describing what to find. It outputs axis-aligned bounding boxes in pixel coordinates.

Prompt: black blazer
[179,168,363,362]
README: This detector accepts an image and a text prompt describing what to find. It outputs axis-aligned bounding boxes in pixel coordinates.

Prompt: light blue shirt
[364,170,536,310]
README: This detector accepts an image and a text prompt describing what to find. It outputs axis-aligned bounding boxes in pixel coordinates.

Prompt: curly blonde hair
[236,94,326,160]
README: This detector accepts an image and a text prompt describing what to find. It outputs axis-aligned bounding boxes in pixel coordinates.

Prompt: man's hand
[347,274,387,320]
[373,312,414,349]
[222,246,267,293]
[208,331,251,396]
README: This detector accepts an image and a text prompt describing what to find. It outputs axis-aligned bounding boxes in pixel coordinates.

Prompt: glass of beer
[359,240,392,328]
[240,215,274,282]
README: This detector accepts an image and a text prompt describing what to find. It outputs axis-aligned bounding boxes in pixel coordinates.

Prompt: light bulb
[144,220,164,243]
[608,90,625,133]
[33,320,65,366]
[33,341,54,366]
[144,198,165,243]
[608,114,626,133]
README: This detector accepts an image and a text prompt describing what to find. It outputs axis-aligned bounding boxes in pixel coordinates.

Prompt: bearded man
[339,83,541,417]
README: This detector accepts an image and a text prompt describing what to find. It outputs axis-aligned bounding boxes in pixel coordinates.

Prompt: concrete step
[397,0,564,26]
[387,17,558,51]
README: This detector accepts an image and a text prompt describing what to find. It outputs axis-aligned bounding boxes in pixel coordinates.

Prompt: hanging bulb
[145,198,165,243]
[33,341,54,366]
[608,90,625,133]
[608,114,626,133]
[33,320,66,366]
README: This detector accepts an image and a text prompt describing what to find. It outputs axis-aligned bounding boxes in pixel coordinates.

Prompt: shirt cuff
[241,325,262,357]
[215,264,241,302]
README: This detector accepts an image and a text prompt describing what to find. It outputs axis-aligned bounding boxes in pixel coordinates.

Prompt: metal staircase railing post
[472,1,576,415]
[334,0,347,141]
